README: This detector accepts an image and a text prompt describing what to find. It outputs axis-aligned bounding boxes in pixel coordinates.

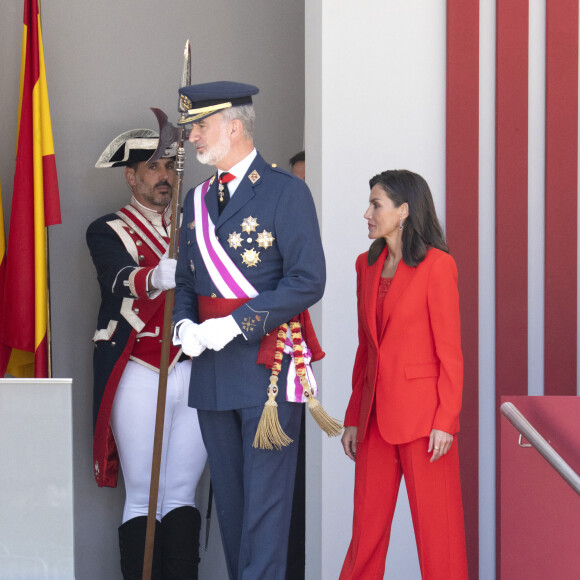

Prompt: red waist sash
[196,295,325,368]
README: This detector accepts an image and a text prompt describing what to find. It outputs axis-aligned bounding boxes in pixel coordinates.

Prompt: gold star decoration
[257,230,275,249]
[241,216,259,233]
[228,232,243,249]
[241,248,261,267]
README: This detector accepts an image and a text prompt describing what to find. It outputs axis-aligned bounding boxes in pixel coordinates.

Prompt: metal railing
[500,402,580,496]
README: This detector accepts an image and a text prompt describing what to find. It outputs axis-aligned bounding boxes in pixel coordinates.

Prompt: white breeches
[111,360,207,523]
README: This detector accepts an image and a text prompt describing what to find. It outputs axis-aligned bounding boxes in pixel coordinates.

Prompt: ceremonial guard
[172,82,337,580]
[87,129,207,579]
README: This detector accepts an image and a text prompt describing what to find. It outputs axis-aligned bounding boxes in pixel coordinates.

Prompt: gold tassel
[253,325,293,450]
[299,374,343,437]
[253,376,294,450]
[290,321,343,438]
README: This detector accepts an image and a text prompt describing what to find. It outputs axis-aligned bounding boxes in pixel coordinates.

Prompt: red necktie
[218,172,235,214]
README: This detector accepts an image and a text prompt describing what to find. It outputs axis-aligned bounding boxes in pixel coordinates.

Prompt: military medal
[228,232,243,249]
[218,172,236,203]
[257,230,275,249]
[241,216,259,233]
[241,248,261,267]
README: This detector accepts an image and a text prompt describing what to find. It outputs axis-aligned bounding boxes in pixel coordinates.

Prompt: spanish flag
[0,0,61,378]
[0,179,11,375]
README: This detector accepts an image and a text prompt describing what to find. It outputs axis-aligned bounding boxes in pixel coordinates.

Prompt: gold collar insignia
[248,170,260,184]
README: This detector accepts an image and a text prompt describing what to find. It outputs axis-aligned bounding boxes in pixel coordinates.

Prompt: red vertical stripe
[496,0,529,575]
[544,0,578,396]
[446,2,479,578]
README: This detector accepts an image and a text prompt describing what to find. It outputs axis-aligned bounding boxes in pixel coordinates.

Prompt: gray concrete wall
[0,1,305,578]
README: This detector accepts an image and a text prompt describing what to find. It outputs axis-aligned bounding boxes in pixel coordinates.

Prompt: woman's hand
[342,426,358,461]
[428,429,453,463]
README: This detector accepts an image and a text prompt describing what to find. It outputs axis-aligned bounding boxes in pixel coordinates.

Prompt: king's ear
[229,118,243,138]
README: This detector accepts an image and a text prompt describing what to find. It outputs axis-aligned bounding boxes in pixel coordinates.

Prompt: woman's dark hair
[367,169,448,266]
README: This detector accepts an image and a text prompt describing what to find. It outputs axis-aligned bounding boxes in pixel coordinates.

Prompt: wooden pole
[142,135,186,580]
[142,40,190,580]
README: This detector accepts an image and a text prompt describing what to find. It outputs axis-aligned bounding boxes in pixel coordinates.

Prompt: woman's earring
[399,216,403,230]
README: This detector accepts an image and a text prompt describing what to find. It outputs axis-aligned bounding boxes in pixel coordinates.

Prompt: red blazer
[344,247,463,444]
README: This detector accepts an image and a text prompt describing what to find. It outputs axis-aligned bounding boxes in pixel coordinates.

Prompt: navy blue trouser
[198,402,302,580]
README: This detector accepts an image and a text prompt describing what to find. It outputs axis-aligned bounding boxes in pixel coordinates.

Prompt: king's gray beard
[196,126,231,166]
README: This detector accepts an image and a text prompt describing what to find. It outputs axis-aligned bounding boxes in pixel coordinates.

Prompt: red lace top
[376,277,393,333]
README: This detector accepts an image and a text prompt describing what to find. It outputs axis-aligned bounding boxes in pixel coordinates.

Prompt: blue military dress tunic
[174,152,326,411]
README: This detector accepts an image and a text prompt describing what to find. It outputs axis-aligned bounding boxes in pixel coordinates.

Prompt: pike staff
[142,40,191,580]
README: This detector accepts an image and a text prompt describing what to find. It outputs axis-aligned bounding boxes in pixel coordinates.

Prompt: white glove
[178,320,206,357]
[196,315,242,351]
[150,253,177,291]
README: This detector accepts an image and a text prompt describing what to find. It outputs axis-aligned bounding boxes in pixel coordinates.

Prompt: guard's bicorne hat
[177,81,259,125]
[95,128,177,168]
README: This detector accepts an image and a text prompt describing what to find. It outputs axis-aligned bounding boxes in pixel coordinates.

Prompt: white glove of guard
[178,320,206,357]
[196,315,242,351]
[150,253,177,291]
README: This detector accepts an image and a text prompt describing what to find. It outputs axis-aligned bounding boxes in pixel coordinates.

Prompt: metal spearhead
[179,39,191,116]
[147,40,191,163]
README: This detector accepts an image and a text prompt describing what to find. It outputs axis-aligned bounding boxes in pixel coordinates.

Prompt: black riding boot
[118,516,162,580]
[160,506,202,579]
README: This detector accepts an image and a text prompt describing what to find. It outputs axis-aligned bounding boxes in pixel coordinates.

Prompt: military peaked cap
[178,81,259,125]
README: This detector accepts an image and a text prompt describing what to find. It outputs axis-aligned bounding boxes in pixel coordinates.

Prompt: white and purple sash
[194,179,258,299]
[193,177,318,403]
[284,336,318,403]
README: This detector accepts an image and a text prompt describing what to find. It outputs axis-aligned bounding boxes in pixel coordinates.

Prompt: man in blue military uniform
[172,82,326,579]
[87,129,207,579]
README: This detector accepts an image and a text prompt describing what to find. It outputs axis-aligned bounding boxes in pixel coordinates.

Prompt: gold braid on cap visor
[179,102,233,124]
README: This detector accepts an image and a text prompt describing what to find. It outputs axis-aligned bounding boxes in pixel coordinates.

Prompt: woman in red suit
[340,170,468,580]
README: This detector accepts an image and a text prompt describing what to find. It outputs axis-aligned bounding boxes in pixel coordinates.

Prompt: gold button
[136,240,142,246]
[272,163,277,167]
[211,293,217,298]
[129,229,135,234]
[139,255,144,261]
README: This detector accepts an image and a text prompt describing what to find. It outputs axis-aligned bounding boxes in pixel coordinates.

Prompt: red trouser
[340,413,468,580]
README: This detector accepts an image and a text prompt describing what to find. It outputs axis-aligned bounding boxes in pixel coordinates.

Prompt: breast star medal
[241,248,261,267]
[228,232,243,249]
[257,230,275,249]
[241,216,259,233]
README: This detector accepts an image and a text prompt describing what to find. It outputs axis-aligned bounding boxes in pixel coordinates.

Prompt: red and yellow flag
[0,178,12,375]
[0,0,61,378]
